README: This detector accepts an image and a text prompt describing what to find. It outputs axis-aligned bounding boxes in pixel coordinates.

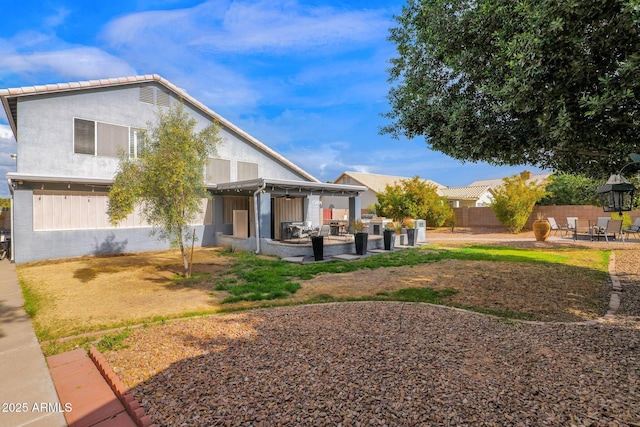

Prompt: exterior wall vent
[140,86,155,104]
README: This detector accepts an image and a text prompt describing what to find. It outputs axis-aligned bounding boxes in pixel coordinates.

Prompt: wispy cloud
[0,47,136,80]
[44,7,71,28]
[103,0,390,54]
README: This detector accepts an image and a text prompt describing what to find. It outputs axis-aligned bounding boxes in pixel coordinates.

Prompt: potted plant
[351,219,368,255]
[383,222,395,251]
[532,212,551,242]
[404,219,416,246]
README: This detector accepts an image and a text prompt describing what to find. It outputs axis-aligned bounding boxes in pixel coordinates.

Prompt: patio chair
[622,217,640,242]
[289,222,312,242]
[592,219,622,242]
[310,224,331,239]
[547,217,567,236]
[591,217,611,241]
[573,219,591,241]
[566,217,578,233]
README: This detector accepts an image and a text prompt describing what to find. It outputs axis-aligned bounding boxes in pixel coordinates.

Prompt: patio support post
[348,195,361,227]
[255,186,270,253]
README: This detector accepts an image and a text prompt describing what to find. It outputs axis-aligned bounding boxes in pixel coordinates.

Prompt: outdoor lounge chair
[591,217,611,241]
[592,219,622,242]
[573,219,591,241]
[547,217,567,236]
[622,218,640,242]
[566,217,578,233]
[311,224,331,239]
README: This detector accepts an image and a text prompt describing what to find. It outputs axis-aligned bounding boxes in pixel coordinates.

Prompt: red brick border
[88,346,156,427]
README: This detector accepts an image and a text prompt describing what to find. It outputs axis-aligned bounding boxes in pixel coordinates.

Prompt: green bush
[491,173,547,233]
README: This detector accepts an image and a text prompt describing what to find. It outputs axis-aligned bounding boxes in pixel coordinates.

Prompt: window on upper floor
[73,118,95,155]
[206,158,231,183]
[237,161,259,181]
[74,118,147,159]
[129,128,147,158]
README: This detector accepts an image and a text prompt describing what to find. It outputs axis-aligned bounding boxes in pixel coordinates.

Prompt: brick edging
[88,346,157,427]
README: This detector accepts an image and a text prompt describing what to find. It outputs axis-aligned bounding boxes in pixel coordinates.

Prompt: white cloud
[0,125,13,140]
[0,47,136,80]
[103,0,390,54]
[44,8,71,29]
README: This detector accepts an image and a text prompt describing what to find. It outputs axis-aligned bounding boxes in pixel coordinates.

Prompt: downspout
[253,181,266,254]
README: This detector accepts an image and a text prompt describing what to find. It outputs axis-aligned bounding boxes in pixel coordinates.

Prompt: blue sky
[0,0,546,198]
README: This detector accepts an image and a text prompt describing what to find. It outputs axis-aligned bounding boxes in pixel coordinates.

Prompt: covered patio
[208,178,373,258]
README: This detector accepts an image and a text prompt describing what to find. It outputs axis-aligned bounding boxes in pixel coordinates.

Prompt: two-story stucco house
[1,75,365,263]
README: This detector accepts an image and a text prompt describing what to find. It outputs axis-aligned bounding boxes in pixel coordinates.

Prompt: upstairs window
[74,118,96,155]
[74,119,147,158]
[129,128,147,158]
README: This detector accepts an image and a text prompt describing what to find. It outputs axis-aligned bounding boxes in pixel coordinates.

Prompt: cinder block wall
[453,206,640,230]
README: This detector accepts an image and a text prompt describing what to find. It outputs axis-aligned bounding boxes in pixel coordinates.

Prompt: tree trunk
[178,229,190,278]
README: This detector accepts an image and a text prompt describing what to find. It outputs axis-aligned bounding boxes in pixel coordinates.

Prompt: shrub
[490,173,547,233]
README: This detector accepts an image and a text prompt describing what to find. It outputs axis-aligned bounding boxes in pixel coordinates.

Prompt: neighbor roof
[0,74,318,183]
[438,185,491,200]
[335,171,445,194]
[469,172,551,188]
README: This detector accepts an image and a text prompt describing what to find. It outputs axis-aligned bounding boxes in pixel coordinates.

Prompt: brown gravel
[106,231,640,426]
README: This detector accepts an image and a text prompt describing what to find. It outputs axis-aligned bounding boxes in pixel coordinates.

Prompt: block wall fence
[452,205,640,230]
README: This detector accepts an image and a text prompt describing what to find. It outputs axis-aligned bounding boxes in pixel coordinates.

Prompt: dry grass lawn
[18,239,611,345]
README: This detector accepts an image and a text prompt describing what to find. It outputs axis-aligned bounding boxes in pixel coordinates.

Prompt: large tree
[383,0,640,177]
[108,103,221,277]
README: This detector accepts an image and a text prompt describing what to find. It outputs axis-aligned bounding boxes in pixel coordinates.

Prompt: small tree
[375,182,411,221]
[490,173,547,233]
[108,103,221,277]
[375,176,453,227]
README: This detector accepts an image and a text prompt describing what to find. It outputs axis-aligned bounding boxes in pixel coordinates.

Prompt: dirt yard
[18,229,617,341]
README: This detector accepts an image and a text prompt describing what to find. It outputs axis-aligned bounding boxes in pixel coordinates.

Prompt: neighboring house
[468,171,551,189]
[1,75,365,263]
[441,171,552,208]
[322,171,445,211]
[438,185,493,207]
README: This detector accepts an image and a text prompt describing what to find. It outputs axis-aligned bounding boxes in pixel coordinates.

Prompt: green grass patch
[41,336,97,357]
[96,329,130,352]
[213,245,609,304]
[20,280,43,318]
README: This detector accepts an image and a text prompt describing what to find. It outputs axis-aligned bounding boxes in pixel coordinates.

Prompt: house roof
[335,171,445,194]
[438,185,491,200]
[469,172,551,188]
[0,74,318,183]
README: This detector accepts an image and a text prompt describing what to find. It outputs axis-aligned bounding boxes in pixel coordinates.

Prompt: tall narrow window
[74,118,95,155]
[129,128,147,158]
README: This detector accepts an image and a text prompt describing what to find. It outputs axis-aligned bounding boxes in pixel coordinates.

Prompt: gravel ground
[106,231,640,427]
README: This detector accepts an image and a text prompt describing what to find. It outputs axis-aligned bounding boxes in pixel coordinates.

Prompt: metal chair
[622,218,640,242]
[547,217,567,236]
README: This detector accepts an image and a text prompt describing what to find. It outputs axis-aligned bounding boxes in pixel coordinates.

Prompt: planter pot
[354,232,368,255]
[533,220,551,242]
[406,228,416,246]
[383,229,395,250]
[311,236,324,261]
